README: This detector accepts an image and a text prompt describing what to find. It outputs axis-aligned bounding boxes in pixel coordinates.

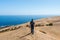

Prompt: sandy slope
[0,16,60,40]
[0,27,56,40]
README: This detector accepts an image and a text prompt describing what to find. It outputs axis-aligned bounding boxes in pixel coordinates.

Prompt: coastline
[0,16,60,40]
[0,16,59,31]
[0,16,59,29]
[0,15,53,27]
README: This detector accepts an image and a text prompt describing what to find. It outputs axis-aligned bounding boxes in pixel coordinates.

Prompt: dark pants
[31,28,34,34]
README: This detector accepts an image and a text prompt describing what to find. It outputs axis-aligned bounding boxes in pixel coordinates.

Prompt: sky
[0,0,60,15]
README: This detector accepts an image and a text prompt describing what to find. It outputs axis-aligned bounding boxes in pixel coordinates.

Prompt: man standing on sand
[30,19,35,34]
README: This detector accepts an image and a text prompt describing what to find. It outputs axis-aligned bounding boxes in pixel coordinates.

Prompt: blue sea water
[0,15,51,27]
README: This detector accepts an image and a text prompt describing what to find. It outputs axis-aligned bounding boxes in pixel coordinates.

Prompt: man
[30,19,35,34]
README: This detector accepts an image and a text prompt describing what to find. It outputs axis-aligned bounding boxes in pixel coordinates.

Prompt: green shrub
[26,25,29,27]
[37,24,41,26]
[35,24,41,27]
[10,28,14,31]
[1,30,5,32]
[16,26,22,28]
[18,26,21,28]
[46,23,53,26]
[49,23,53,26]
[12,27,16,30]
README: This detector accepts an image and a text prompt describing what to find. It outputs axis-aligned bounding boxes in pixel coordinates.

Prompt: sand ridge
[0,16,60,40]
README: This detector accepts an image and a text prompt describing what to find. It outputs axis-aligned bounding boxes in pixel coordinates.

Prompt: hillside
[0,16,60,40]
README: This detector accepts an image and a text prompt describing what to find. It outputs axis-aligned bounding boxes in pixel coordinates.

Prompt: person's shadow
[19,33,31,39]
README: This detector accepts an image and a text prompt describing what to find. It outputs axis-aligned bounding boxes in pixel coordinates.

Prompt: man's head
[31,19,33,21]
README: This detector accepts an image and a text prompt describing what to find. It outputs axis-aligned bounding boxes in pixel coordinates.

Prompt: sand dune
[0,16,60,40]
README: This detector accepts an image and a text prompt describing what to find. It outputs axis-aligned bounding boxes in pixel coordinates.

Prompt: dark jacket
[30,21,35,29]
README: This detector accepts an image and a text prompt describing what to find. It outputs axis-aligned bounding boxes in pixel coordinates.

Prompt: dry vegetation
[0,26,22,33]
[0,16,60,40]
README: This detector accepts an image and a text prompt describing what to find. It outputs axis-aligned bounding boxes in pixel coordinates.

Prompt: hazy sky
[0,0,60,15]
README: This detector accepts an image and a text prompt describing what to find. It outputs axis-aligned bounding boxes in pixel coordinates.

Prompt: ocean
[0,15,51,27]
